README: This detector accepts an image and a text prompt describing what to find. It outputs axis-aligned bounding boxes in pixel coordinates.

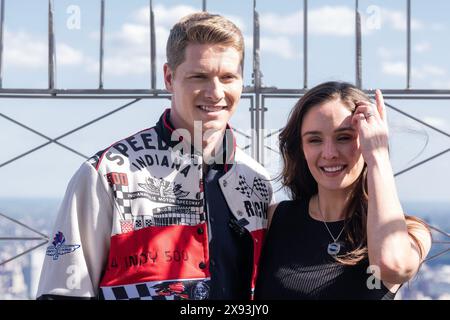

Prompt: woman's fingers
[353,104,377,123]
[375,89,387,122]
[352,111,365,129]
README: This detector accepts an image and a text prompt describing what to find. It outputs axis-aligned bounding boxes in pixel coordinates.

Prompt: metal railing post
[99,0,105,89]
[303,0,308,89]
[150,0,156,89]
[355,0,362,88]
[252,0,262,163]
[406,0,411,89]
[0,0,5,88]
[48,0,56,90]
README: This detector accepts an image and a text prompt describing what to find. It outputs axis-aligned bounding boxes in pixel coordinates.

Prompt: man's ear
[163,63,174,92]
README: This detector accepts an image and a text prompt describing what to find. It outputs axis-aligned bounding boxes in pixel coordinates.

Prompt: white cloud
[382,61,446,79]
[260,6,371,37]
[380,8,423,31]
[4,30,85,69]
[116,23,149,46]
[259,6,426,37]
[260,11,302,36]
[95,4,261,74]
[414,42,431,53]
[92,4,194,76]
[310,6,355,36]
[95,4,423,69]
[377,46,425,61]
[135,4,197,28]
[56,44,84,66]
[138,4,247,34]
[260,36,296,60]
[434,265,450,284]
[4,30,47,68]
[86,21,165,76]
[261,6,367,37]
[382,61,406,76]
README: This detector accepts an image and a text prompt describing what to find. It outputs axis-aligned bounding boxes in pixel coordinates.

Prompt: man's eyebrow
[302,127,355,137]
[188,70,208,74]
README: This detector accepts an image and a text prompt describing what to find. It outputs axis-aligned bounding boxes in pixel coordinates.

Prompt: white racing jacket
[37,109,275,300]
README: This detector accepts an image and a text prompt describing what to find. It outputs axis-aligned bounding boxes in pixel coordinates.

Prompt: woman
[255,81,431,300]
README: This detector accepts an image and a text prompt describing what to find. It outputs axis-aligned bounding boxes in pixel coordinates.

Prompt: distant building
[29,247,45,299]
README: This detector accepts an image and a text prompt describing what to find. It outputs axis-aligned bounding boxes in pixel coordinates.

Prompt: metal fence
[0,0,448,276]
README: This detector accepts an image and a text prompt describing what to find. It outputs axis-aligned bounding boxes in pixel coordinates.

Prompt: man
[37,12,274,300]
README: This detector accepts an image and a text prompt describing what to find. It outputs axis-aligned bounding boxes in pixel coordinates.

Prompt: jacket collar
[155,109,236,172]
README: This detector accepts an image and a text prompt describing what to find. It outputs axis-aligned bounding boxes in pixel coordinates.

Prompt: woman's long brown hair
[279,81,428,265]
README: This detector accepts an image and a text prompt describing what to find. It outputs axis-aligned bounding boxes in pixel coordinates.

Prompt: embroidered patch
[138,177,189,198]
[45,231,80,260]
[235,175,270,201]
[123,177,201,206]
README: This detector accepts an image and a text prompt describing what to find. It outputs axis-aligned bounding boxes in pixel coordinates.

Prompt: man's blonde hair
[166,12,244,72]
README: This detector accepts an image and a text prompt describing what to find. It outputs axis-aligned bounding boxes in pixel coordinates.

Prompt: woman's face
[301,98,365,192]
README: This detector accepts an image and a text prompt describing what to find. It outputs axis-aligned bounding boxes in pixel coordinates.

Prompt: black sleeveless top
[255,200,396,300]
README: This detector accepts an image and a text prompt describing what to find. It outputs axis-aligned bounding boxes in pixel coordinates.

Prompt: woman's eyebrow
[302,130,321,137]
[335,126,355,133]
[302,127,355,137]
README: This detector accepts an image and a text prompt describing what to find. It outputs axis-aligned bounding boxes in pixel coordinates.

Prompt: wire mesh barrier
[0,0,448,299]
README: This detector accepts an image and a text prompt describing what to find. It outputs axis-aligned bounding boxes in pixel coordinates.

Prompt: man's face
[164,43,243,141]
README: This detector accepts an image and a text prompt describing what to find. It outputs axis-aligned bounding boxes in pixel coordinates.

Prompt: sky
[0,0,449,206]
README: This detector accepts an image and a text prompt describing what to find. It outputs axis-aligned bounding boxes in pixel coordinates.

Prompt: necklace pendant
[327,242,341,256]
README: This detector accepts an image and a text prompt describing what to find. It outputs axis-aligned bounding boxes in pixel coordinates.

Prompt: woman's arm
[353,90,431,284]
[366,153,431,283]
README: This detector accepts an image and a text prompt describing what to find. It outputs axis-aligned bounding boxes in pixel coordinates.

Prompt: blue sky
[0,0,449,205]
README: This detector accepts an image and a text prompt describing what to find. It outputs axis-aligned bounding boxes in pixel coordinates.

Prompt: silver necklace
[317,195,345,256]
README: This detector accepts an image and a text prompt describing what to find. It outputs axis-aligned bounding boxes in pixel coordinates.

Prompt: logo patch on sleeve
[45,231,80,260]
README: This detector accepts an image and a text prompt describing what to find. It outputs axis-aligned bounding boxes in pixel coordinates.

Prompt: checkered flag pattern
[235,175,252,198]
[144,217,153,227]
[120,220,134,233]
[253,177,269,201]
[100,279,210,300]
[101,282,170,300]
[153,206,204,226]
[113,184,132,215]
[134,216,143,230]
[235,175,270,201]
